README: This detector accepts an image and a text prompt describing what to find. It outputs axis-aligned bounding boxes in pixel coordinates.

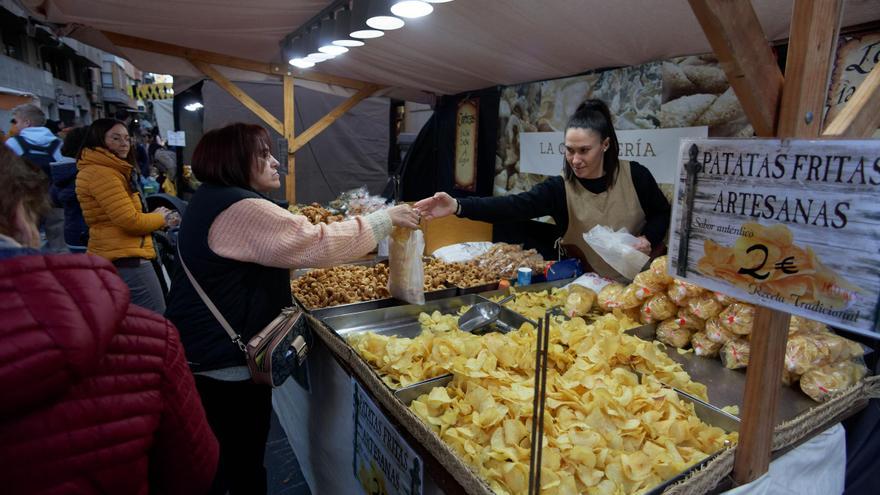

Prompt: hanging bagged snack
[639,294,677,324]
[691,332,722,357]
[667,279,705,305]
[719,303,755,336]
[677,307,706,331]
[687,294,723,320]
[705,317,735,345]
[800,360,868,402]
[649,255,674,285]
[720,339,751,369]
[597,283,626,311]
[388,227,426,305]
[564,285,597,317]
[656,318,694,348]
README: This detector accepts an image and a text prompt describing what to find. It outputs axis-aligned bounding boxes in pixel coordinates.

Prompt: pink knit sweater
[208,198,392,268]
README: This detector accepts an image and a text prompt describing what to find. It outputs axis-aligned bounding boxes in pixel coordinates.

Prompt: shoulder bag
[178,251,309,387]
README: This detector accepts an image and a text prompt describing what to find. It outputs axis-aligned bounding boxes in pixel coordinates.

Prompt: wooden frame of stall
[92,0,880,490]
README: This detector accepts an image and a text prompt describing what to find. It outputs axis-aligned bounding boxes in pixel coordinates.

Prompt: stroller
[145,193,187,295]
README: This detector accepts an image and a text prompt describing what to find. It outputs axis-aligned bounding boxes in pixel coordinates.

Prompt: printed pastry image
[696,223,861,309]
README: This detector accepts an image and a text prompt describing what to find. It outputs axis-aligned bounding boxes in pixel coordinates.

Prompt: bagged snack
[617,284,644,309]
[705,317,735,345]
[649,255,674,285]
[687,295,723,320]
[668,279,705,305]
[713,291,738,306]
[656,318,694,348]
[691,332,721,357]
[719,303,755,335]
[781,369,798,386]
[639,294,677,323]
[388,227,425,305]
[784,332,862,375]
[785,334,822,375]
[597,283,626,311]
[720,339,751,369]
[800,360,868,402]
[633,270,668,296]
[811,332,865,363]
[564,285,597,317]
[788,316,828,335]
[676,307,706,331]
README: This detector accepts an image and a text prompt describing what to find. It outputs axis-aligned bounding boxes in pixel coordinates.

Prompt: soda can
[517,267,532,286]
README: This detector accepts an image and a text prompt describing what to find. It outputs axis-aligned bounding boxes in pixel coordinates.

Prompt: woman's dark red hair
[191,123,272,189]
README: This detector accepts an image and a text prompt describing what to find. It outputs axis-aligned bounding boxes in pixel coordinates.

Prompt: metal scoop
[458,294,515,333]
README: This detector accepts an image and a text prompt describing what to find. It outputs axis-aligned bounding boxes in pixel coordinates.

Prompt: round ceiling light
[306,52,335,62]
[390,1,433,18]
[318,44,349,55]
[366,16,405,30]
[289,58,315,69]
[350,29,384,39]
[424,0,453,3]
[332,39,365,47]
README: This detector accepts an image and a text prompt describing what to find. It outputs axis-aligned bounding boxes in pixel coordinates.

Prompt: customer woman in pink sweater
[164,122,419,495]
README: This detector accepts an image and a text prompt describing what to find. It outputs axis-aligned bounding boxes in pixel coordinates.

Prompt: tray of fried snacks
[287,202,344,224]
[392,315,738,495]
[423,257,501,291]
[290,260,456,317]
[470,242,546,280]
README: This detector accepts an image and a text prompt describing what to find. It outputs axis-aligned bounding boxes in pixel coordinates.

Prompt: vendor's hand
[413,192,456,220]
[634,236,651,255]
[166,211,181,228]
[387,204,421,229]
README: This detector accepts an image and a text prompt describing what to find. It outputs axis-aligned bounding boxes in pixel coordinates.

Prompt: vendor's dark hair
[191,123,272,189]
[0,146,49,236]
[562,99,620,188]
[61,126,88,158]
[80,118,136,165]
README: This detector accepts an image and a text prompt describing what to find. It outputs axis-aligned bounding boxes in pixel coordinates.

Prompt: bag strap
[177,246,247,353]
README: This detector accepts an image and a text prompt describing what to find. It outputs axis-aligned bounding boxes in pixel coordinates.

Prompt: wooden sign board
[668,138,880,338]
[454,98,478,191]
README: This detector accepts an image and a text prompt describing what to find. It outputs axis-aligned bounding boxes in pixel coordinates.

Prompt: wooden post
[189,59,284,135]
[291,84,383,153]
[731,0,842,485]
[823,63,880,137]
[687,0,784,137]
[284,75,296,205]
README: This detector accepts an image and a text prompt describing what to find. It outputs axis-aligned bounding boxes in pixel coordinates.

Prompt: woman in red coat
[0,145,219,494]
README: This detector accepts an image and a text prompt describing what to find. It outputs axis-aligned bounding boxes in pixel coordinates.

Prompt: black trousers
[195,375,273,495]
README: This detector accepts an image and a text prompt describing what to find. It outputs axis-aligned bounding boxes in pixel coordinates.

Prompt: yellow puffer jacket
[76,147,165,261]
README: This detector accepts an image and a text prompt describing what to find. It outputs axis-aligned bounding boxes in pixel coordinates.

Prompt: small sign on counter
[353,380,423,495]
[669,138,880,338]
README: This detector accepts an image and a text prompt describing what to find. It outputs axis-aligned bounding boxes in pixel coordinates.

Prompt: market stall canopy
[22,0,880,101]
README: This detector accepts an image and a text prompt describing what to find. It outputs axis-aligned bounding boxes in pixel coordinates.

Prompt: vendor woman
[414,99,670,280]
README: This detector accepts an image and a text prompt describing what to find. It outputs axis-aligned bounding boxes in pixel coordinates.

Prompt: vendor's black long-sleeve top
[457,162,671,247]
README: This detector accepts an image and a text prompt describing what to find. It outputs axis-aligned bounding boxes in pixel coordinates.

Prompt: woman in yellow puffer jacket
[76,118,176,313]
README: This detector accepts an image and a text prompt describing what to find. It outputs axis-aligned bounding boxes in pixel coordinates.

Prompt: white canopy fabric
[22,0,880,100]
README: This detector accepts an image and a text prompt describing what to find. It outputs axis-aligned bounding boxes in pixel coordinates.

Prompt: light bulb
[318,44,349,55]
[289,58,315,69]
[391,1,433,18]
[350,29,384,39]
[366,16,405,30]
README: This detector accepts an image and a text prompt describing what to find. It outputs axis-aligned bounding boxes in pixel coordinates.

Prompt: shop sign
[166,130,186,147]
[825,32,880,129]
[454,98,478,191]
[519,126,707,183]
[352,380,423,495]
[668,138,880,337]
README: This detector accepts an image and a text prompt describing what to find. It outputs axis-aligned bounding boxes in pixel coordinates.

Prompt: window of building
[101,61,114,88]
[1,27,25,61]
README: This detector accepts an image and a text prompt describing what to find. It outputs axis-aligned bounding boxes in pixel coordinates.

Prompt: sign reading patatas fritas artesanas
[668,138,880,338]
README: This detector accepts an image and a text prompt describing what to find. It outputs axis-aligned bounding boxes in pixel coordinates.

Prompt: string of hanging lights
[283,0,453,69]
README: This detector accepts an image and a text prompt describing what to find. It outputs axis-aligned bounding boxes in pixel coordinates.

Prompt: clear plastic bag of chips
[713,291,738,306]
[633,269,668,296]
[691,332,722,357]
[788,316,827,335]
[800,360,868,402]
[719,302,755,336]
[656,318,694,348]
[649,255,674,285]
[785,332,864,375]
[597,283,626,311]
[564,285,597,317]
[687,295,723,320]
[705,317,736,345]
[667,279,705,306]
[639,294,677,324]
[677,307,706,331]
[720,339,751,369]
[618,284,645,309]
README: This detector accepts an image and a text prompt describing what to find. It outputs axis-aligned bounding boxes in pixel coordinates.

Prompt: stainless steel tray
[322,294,535,339]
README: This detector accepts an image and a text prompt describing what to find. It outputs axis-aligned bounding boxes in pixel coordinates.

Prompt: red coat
[0,252,219,495]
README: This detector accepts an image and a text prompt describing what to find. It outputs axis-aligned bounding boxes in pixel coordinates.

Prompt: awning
[0,86,37,110]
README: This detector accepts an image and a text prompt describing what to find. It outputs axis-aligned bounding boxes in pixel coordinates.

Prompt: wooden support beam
[777,0,843,137]
[102,30,373,90]
[284,75,296,205]
[189,59,284,135]
[732,0,843,485]
[291,84,384,153]
[688,0,784,137]
[824,63,880,137]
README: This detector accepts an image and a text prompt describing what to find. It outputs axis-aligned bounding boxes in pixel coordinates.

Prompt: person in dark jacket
[415,99,671,280]
[0,146,219,495]
[50,126,89,252]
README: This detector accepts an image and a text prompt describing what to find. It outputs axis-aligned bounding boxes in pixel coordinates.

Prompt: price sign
[669,138,880,337]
